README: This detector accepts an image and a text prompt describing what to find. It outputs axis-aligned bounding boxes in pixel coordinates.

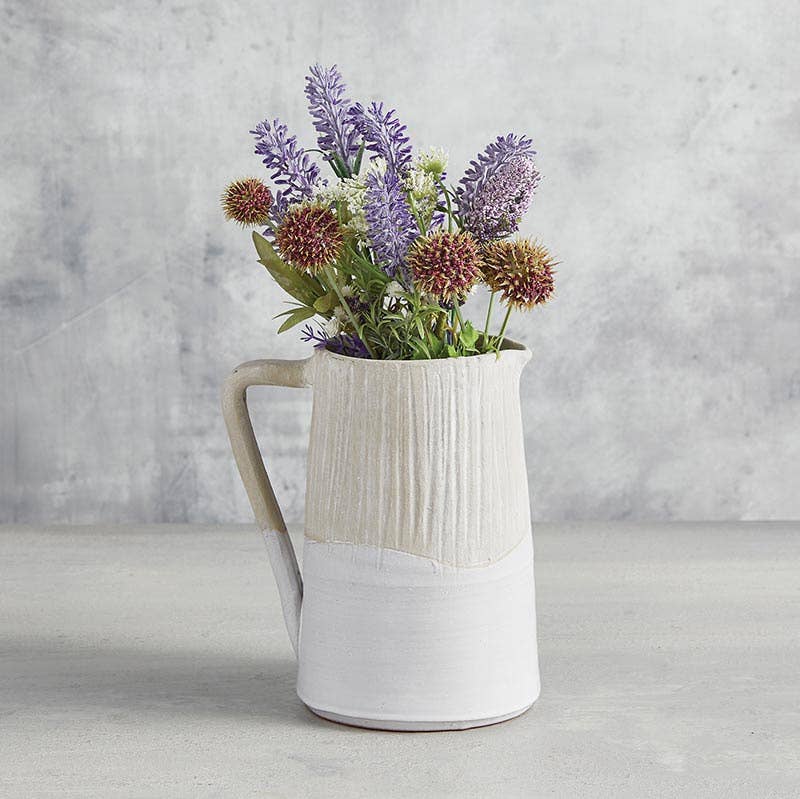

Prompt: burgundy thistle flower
[407,231,482,302]
[481,239,556,308]
[463,156,540,241]
[275,202,344,274]
[221,178,273,227]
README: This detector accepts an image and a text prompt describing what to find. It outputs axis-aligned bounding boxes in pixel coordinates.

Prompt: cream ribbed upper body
[304,344,532,567]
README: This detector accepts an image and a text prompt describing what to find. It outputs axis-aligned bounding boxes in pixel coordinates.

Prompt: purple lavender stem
[348,102,412,175]
[363,169,419,278]
[456,133,536,235]
[300,324,370,359]
[463,155,540,240]
[250,118,321,221]
[304,64,360,172]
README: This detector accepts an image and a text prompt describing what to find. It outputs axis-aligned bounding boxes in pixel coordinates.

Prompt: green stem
[323,264,376,359]
[352,142,365,176]
[331,152,351,179]
[438,180,454,233]
[406,191,427,235]
[447,183,463,229]
[453,303,466,345]
[435,309,447,340]
[494,305,513,353]
[425,315,439,352]
[483,291,495,348]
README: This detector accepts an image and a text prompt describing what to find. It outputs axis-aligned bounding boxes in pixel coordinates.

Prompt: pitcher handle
[221,358,312,656]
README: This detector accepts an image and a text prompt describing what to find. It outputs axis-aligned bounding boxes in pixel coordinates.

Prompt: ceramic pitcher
[222,341,540,730]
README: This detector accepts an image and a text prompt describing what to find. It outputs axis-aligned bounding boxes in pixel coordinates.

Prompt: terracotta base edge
[305,701,535,732]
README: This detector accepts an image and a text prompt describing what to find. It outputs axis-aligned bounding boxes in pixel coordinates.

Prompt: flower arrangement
[222,64,557,360]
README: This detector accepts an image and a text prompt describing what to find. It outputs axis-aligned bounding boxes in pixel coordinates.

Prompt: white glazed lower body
[296,535,540,730]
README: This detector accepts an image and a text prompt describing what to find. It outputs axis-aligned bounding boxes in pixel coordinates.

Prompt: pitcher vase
[222,340,540,731]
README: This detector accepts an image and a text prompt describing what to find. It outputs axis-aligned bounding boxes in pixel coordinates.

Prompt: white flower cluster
[315,177,369,241]
[404,168,437,220]
[404,148,448,221]
[383,280,409,312]
[323,305,351,337]
[385,280,404,299]
[414,147,448,177]
[314,149,449,243]
[323,316,341,337]
[325,294,353,336]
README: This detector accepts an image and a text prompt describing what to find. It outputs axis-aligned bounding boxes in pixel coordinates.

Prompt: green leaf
[353,142,365,176]
[253,232,324,307]
[428,337,445,358]
[313,292,338,314]
[259,258,321,307]
[446,344,459,358]
[252,230,277,261]
[409,338,431,360]
[329,157,345,180]
[459,320,479,350]
[330,152,349,179]
[273,302,312,319]
[333,256,359,279]
[277,306,316,334]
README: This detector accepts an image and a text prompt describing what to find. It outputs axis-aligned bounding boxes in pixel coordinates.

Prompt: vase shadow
[1,634,324,728]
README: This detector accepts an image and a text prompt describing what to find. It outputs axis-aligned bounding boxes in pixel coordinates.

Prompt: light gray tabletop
[2,523,799,798]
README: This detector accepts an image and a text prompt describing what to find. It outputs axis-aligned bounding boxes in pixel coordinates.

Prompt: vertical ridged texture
[305,347,532,567]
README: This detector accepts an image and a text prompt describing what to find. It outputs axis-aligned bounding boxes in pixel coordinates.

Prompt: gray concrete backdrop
[2,0,799,524]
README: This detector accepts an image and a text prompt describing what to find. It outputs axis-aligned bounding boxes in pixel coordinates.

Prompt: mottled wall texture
[2,0,799,524]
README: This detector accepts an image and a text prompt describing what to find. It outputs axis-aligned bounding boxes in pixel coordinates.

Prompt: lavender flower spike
[456,133,536,233]
[251,118,321,220]
[305,64,360,172]
[364,169,419,278]
[348,102,413,175]
[463,156,540,241]
[300,324,371,359]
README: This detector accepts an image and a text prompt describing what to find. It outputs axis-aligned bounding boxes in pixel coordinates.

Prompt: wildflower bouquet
[222,64,556,360]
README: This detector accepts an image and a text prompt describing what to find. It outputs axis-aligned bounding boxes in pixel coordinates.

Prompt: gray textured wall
[2,0,799,524]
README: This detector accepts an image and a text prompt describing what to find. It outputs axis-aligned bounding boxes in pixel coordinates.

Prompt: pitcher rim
[315,337,531,367]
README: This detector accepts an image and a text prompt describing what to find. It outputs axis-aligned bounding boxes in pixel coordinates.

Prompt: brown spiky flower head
[221,177,273,227]
[407,231,482,303]
[481,238,556,308]
[275,202,344,274]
